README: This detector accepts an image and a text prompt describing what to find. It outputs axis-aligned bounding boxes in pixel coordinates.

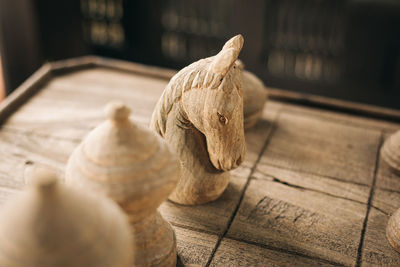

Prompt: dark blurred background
[0,0,399,108]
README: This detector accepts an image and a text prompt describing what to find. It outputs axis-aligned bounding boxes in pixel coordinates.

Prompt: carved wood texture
[0,62,400,266]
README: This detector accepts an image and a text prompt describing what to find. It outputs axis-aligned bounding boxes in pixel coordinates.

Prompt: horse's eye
[218,113,228,125]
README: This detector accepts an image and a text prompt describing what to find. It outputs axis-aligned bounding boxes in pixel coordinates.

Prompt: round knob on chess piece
[0,167,132,267]
[66,101,180,267]
[236,60,268,130]
[381,131,400,172]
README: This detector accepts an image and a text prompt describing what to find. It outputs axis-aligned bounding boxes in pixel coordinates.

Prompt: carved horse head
[181,35,246,171]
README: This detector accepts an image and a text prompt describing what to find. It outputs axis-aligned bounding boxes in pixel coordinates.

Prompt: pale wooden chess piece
[381,131,400,172]
[66,102,180,267]
[236,60,268,129]
[150,35,246,205]
[387,208,400,253]
[0,167,132,267]
[381,131,400,252]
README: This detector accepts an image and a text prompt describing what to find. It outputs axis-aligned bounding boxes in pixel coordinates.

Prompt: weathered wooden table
[1,56,400,266]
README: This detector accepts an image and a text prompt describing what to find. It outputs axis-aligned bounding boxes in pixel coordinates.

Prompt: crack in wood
[274,214,286,220]
[375,187,400,195]
[355,133,383,266]
[172,203,354,266]
[246,194,322,227]
[225,236,345,267]
[293,212,304,223]
[170,222,217,237]
[256,163,370,188]
[370,205,389,216]
[247,196,270,220]
[266,175,368,206]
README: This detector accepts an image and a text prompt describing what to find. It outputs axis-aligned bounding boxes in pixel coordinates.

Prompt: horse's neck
[151,82,184,136]
[152,84,213,171]
[168,103,218,170]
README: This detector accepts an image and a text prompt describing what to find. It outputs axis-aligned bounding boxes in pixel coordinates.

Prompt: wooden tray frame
[1,55,400,125]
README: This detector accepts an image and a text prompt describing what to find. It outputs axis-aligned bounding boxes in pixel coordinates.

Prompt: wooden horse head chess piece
[381,131,400,253]
[236,60,268,129]
[65,102,180,266]
[0,167,132,267]
[150,34,246,205]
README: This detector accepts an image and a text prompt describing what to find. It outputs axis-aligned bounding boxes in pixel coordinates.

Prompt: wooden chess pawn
[0,167,132,267]
[65,102,180,267]
[150,34,246,205]
[381,131,400,252]
[236,60,268,129]
[381,131,400,172]
[387,208,400,253]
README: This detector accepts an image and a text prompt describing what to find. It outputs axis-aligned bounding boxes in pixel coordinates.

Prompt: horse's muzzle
[212,150,245,172]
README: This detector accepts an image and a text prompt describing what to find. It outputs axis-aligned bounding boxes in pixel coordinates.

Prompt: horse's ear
[210,34,244,76]
[235,59,245,70]
[222,34,244,51]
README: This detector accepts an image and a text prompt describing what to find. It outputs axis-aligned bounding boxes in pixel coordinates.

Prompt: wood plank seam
[224,236,345,266]
[169,221,217,237]
[0,126,82,143]
[205,111,282,267]
[370,206,389,216]
[257,162,370,187]
[252,174,389,215]
[257,174,369,206]
[374,187,400,195]
[355,133,384,266]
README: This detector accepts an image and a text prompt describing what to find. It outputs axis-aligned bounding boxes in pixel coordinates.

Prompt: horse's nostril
[217,160,223,170]
[236,156,242,166]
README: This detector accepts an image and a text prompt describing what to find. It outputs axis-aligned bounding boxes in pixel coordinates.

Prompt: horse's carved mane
[151,56,240,137]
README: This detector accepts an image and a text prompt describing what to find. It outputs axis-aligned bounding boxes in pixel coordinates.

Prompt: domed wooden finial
[0,167,132,267]
[105,101,131,122]
[30,167,58,192]
[66,102,180,267]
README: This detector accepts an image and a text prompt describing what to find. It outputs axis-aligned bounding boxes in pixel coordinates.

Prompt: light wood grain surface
[1,58,400,266]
